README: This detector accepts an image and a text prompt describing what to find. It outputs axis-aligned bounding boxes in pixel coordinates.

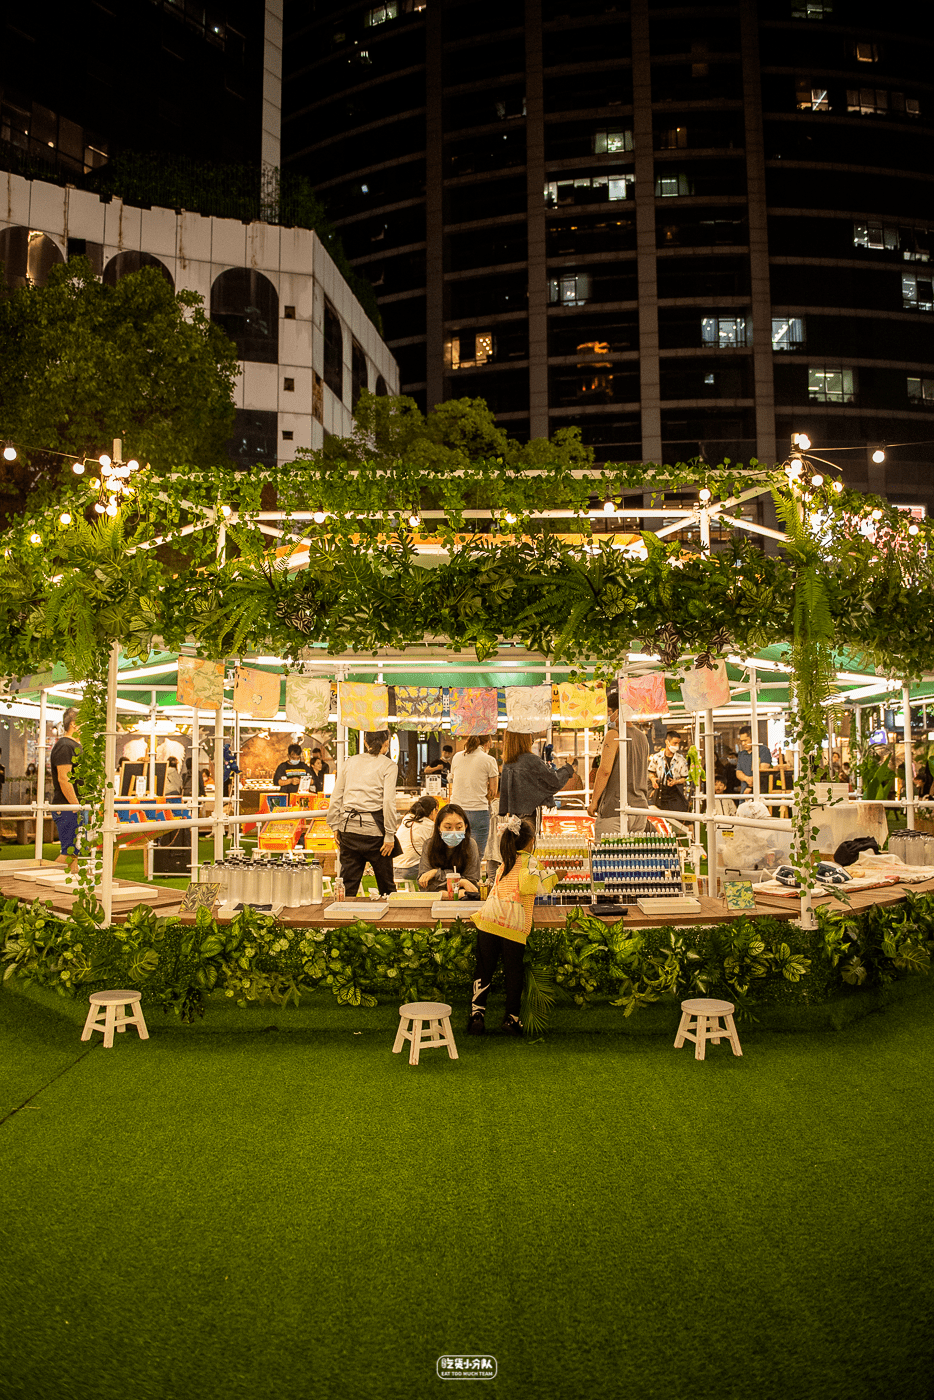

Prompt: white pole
[148,691,157,797]
[904,683,916,830]
[213,704,224,860]
[190,706,200,878]
[693,710,702,847]
[699,504,711,553]
[100,642,120,927]
[704,707,717,897]
[34,687,48,860]
[619,714,629,835]
[750,665,760,799]
[233,708,241,846]
[797,734,815,930]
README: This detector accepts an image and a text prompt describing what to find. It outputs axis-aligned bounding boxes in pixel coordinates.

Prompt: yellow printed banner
[176,656,224,710]
[554,681,607,728]
[338,682,389,731]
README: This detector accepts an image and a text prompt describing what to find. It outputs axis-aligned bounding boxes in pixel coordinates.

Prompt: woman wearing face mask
[417,803,482,895]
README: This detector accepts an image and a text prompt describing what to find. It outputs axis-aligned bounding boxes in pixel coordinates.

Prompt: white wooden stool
[392,1001,458,1067]
[81,990,150,1050]
[674,998,742,1062]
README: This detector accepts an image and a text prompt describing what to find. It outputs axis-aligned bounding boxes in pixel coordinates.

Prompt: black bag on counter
[833,837,880,867]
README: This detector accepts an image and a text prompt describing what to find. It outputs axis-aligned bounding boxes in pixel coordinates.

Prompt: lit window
[903,272,934,311]
[891,92,921,116]
[701,316,748,348]
[808,367,855,403]
[548,275,591,306]
[365,1,397,26]
[593,128,633,154]
[791,0,832,15]
[846,89,916,116]
[655,173,693,198]
[658,127,688,149]
[796,80,830,111]
[903,232,931,264]
[444,331,495,369]
[544,176,633,206]
[854,223,899,251]
[772,317,806,350]
[855,41,878,62]
[907,376,934,405]
[704,373,715,384]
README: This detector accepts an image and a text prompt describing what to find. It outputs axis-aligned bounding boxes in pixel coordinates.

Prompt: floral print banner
[285,676,332,730]
[505,685,553,733]
[680,660,730,713]
[233,667,281,719]
[176,656,224,711]
[555,682,607,728]
[618,673,668,719]
[394,686,443,730]
[449,687,499,737]
[338,682,389,731]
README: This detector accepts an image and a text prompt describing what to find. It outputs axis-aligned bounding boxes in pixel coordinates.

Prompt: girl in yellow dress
[468,816,558,1036]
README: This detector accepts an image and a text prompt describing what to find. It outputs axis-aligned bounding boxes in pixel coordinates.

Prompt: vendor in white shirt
[449,735,498,860]
[394,795,439,883]
[326,729,399,897]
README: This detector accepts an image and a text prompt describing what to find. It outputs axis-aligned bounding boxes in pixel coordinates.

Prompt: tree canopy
[0,258,238,512]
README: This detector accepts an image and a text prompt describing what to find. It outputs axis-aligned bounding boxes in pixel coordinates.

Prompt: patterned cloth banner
[505,685,553,733]
[233,667,281,719]
[176,656,224,710]
[449,687,499,737]
[555,681,608,728]
[285,676,332,729]
[393,686,443,730]
[618,673,668,720]
[680,660,731,713]
[338,682,389,731]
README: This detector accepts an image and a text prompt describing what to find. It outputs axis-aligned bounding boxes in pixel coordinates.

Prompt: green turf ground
[1,976,933,1400]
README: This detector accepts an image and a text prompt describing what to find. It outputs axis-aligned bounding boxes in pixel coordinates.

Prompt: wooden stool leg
[409,1018,422,1066]
[392,1016,409,1054]
[80,1004,101,1042]
[709,1017,723,1046]
[694,1015,708,1061]
[441,1016,458,1060]
[127,1002,149,1041]
[724,1013,743,1057]
[674,1011,691,1048]
[102,1003,118,1049]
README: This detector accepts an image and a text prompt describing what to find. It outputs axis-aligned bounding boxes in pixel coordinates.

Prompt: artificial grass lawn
[2,981,934,1400]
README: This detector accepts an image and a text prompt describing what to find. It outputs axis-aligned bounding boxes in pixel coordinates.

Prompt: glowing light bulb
[220,505,231,518]
[99,454,111,468]
[59,512,72,526]
[94,502,106,514]
[504,512,517,524]
[909,523,920,536]
[29,532,41,545]
[810,473,824,487]
[872,448,885,464]
[872,508,883,521]
[795,434,811,451]
[90,479,101,490]
[786,460,803,480]
[105,478,120,492]
[313,509,327,524]
[603,498,617,514]
[72,461,85,475]
[3,445,17,462]
[105,500,118,517]
[699,487,711,502]
[100,462,113,476]
[832,480,844,493]
[408,512,421,528]
[126,458,139,471]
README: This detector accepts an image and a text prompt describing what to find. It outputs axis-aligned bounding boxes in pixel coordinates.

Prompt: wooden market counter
[0,862,182,922]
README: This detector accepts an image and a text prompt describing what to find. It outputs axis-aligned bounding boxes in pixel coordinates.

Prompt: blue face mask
[441,830,466,847]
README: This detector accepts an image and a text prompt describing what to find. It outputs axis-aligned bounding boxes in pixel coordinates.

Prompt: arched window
[211,269,279,363]
[323,300,344,401]
[0,228,64,288]
[351,340,369,410]
[103,251,175,289]
[375,375,389,397]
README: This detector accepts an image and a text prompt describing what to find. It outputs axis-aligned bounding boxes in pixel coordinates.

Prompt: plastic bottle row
[200,852,324,908]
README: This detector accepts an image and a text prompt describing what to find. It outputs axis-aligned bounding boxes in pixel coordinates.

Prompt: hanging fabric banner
[505,684,553,733]
[449,687,499,737]
[338,682,389,731]
[285,676,331,729]
[680,660,730,713]
[394,686,443,730]
[618,673,668,719]
[556,681,608,728]
[233,667,281,719]
[176,656,224,710]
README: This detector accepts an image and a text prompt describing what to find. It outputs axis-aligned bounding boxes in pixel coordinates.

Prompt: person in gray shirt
[326,730,399,897]
[588,689,650,835]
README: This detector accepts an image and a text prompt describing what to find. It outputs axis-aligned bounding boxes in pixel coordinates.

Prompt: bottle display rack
[535,836,593,906]
[590,833,684,907]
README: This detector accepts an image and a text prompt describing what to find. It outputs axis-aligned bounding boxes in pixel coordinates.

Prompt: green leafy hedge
[3,896,932,1033]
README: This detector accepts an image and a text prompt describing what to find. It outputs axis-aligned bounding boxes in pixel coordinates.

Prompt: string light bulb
[100,462,113,476]
[794,433,811,451]
[603,497,617,514]
[313,509,327,524]
[832,480,844,493]
[105,500,118,517]
[59,512,72,526]
[94,502,106,514]
[3,444,18,461]
[408,511,421,528]
[786,459,804,479]
[811,473,824,487]
[29,532,41,545]
[699,487,712,502]
[72,461,85,475]
[504,511,517,525]
[98,453,111,469]
[909,523,920,536]
[220,505,232,518]
[871,508,883,521]
[872,448,885,464]
[126,459,139,471]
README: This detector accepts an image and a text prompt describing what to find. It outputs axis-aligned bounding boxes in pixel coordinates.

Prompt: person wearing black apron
[325,730,400,897]
[648,731,691,812]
